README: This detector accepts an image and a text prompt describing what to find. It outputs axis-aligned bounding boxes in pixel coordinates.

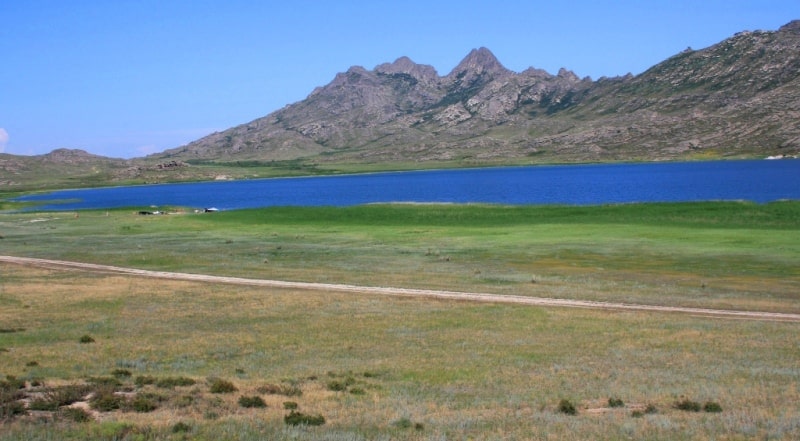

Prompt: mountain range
[3,20,800,188]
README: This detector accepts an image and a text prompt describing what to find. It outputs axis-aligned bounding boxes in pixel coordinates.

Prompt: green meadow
[1,201,800,439]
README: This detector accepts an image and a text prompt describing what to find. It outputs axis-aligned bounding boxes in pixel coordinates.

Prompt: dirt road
[3,255,799,322]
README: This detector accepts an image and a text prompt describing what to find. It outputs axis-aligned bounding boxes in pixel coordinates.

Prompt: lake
[13,160,800,210]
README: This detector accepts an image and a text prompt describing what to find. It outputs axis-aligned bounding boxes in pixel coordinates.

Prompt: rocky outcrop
[147,20,800,164]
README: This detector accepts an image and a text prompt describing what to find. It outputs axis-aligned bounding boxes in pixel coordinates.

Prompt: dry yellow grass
[1,263,799,439]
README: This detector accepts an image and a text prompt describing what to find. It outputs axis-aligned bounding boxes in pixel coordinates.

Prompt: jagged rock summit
[154,21,800,166]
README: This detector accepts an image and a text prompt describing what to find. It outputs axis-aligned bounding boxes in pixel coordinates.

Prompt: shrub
[155,376,196,388]
[326,380,347,392]
[284,410,325,426]
[26,361,39,367]
[0,401,26,418]
[48,384,93,406]
[130,396,158,413]
[675,398,701,412]
[238,395,267,408]
[704,401,723,413]
[209,378,237,394]
[28,398,59,411]
[58,407,92,423]
[283,401,298,410]
[111,369,132,379]
[79,335,95,344]
[89,387,124,412]
[87,376,122,387]
[632,403,658,417]
[393,417,413,429]
[1,375,25,391]
[349,387,366,395]
[172,422,192,433]
[608,397,624,408]
[134,375,156,387]
[558,399,577,415]
[257,383,302,396]
[175,395,194,408]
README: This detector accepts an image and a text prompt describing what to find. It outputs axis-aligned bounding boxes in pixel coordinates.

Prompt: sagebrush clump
[209,378,237,393]
[558,399,578,415]
[284,410,325,426]
[238,395,267,408]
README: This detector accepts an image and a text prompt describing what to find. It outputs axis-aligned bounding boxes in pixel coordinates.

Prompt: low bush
[284,410,325,426]
[130,396,158,413]
[86,376,121,388]
[28,398,59,411]
[89,387,124,412]
[704,401,723,413]
[209,378,237,394]
[558,399,578,415]
[608,397,624,408]
[238,395,267,408]
[393,417,413,429]
[257,383,302,396]
[47,384,93,406]
[675,398,702,412]
[326,380,347,392]
[155,376,196,388]
[79,335,95,344]
[134,375,156,387]
[175,395,194,408]
[0,400,26,418]
[58,407,92,423]
[1,376,25,391]
[172,422,192,433]
[392,417,424,430]
[283,401,298,410]
[111,369,132,379]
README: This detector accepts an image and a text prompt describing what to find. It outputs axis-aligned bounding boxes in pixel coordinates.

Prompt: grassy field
[1,202,799,439]
[2,202,799,312]
[1,264,799,440]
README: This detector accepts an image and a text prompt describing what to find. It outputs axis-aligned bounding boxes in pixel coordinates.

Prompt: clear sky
[2,1,799,158]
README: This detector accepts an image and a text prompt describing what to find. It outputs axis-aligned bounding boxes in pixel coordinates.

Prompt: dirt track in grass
[3,255,800,323]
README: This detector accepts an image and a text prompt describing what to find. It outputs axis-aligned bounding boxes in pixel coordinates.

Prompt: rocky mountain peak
[153,21,800,167]
[375,56,439,82]
[446,47,511,80]
[556,67,580,82]
[779,19,800,34]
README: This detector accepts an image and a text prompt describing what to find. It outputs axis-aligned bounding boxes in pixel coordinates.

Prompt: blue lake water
[14,160,800,210]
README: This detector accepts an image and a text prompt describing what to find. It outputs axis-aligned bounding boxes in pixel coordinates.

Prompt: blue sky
[2,1,799,158]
